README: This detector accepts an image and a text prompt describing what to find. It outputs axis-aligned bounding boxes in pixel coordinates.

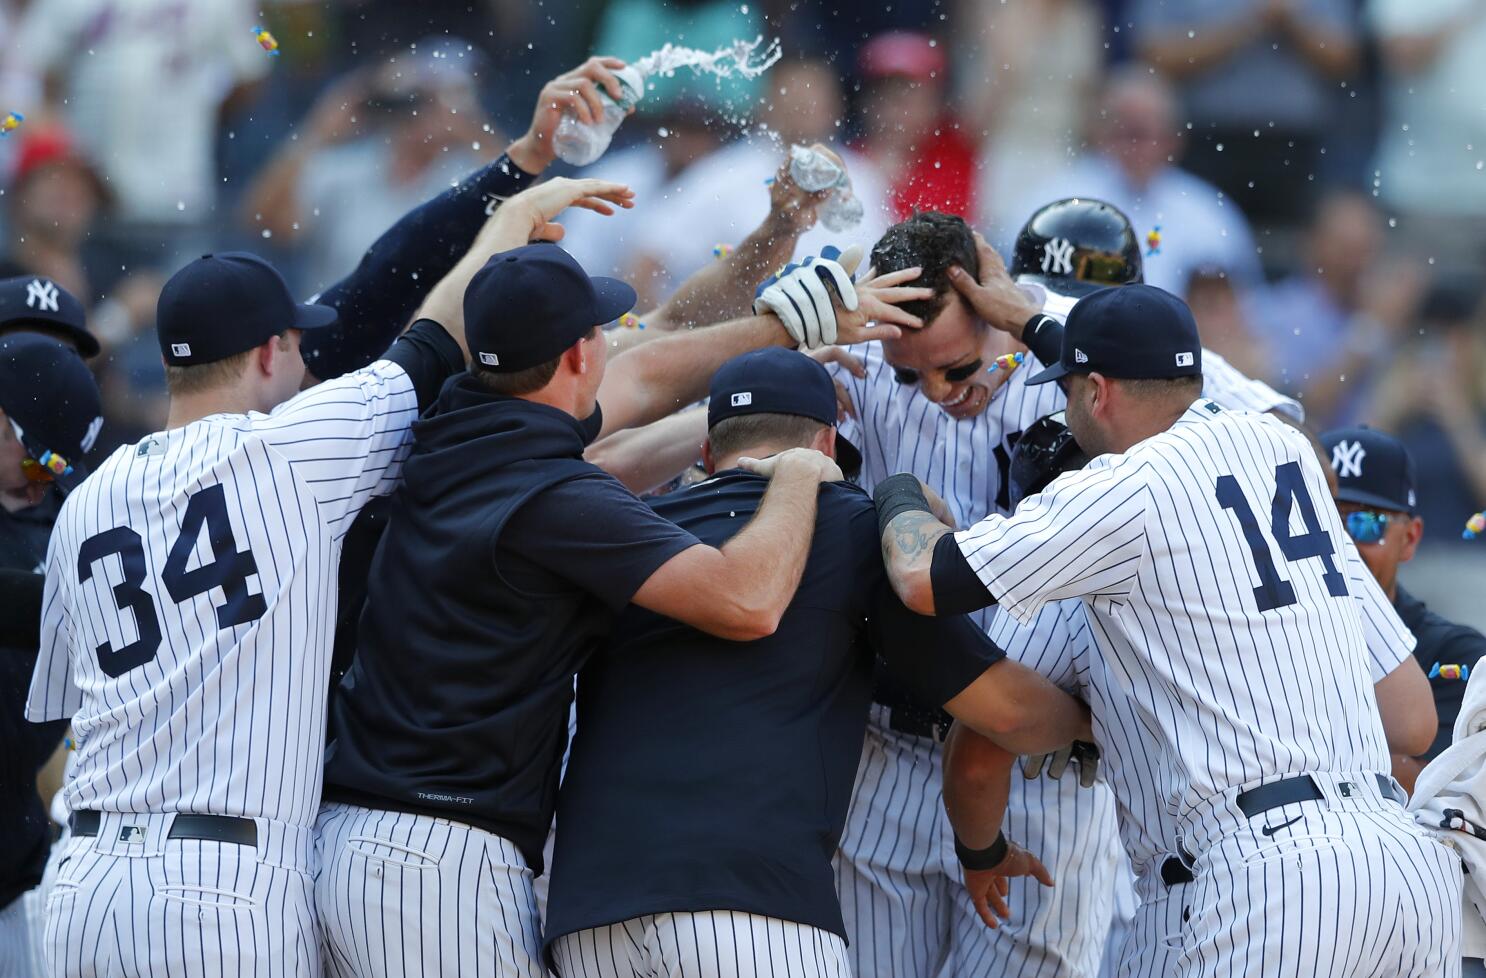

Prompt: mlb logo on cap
[479,352,500,367]
[171,343,191,358]
[730,392,752,407]
[1176,352,1194,367]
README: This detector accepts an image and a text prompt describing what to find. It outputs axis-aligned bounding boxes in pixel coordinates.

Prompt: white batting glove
[753,247,860,350]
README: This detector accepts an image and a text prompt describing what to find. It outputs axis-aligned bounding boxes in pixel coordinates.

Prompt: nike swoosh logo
[1260,814,1304,837]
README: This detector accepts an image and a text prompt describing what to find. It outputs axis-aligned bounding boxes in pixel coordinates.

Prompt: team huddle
[3,55,1473,978]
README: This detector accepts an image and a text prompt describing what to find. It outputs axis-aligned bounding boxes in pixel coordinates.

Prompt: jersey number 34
[77,484,267,677]
[1216,460,1348,613]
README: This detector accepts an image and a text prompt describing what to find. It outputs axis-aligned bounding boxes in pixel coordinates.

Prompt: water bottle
[788,144,845,193]
[552,65,646,167]
[819,188,865,233]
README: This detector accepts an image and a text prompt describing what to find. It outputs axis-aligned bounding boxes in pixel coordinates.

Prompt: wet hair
[869,212,980,325]
[707,412,827,461]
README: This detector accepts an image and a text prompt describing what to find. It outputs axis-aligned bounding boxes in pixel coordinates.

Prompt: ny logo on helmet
[26,279,59,313]
[1041,238,1074,276]
[1331,440,1366,479]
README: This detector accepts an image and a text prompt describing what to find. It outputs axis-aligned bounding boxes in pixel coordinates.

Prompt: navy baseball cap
[1321,426,1417,515]
[0,275,98,357]
[707,347,862,477]
[0,334,103,493]
[464,244,636,373]
[157,252,337,366]
[1027,284,1202,386]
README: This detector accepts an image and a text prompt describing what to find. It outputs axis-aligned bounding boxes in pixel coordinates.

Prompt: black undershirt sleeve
[930,533,997,615]
[382,319,465,411]
[1021,313,1063,367]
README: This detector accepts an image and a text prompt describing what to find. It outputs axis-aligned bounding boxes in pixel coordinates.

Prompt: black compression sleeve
[931,533,997,615]
[874,473,932,537]
[302,154,536,381]
[383,319,465,411]
[1021,313,1063,367]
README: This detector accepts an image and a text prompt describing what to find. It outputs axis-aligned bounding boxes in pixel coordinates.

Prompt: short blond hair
[163,333,287,396]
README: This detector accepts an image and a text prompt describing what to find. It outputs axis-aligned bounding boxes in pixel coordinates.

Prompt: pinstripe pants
[0,893,40,978]
[550,911,852,978]
[1106,867,1188,978]
[314,803,544,978]
[834,711,1118,978]
[1180,805,1462,977]
[40,813,318,977]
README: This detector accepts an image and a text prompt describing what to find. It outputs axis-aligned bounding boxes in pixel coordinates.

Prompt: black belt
[1160,855,1195,887]
[1234,773,1404,819]
[69,811,258,847]
[884,704,953,742]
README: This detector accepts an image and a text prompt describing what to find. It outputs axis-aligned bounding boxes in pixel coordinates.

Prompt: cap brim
[1026,360,1072,386]
[835,431,862,481]
[292,302,339,331]
[17,429,89,495]
[590,276,638,325]
[1334,486,1413,515]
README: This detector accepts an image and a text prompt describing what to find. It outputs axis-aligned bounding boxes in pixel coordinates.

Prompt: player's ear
[1401,515,1424,561]
[700,438,717,475]
[813,425,837,459]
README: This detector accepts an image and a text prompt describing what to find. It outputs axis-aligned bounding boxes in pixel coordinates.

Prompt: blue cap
[1027,284,1202,385]
[0,275,97,357]
[157,252,337,366]
[0,334,103,492]
[707,347,862,476]
[464,243,636,373]
[1321,426,1417,515]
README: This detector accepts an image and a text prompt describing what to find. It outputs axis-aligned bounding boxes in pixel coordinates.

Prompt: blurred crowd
[0,0,1484,550]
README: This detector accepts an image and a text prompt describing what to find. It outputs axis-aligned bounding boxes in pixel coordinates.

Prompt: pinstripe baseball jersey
[26,359,421,827]
[987,538,1416,876]
[958,399,1392,815]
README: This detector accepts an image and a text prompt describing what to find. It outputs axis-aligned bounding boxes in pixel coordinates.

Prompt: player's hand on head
[492,177,635,244]
[851,264,933,333]
[757,245,917,349]
[947,231,1041,336]
[963,843,1054,930]
[736,446,845,484]
[510,56,630,173]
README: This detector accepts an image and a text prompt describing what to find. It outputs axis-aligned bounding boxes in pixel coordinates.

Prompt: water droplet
[657,126,671,137]
[176,201,185,211]
[1387,217,1397,227]
[471,141,481,151]
[261,229,272,239]
[740,2,749,10]
[1215,143,1225,152]
[1187,29,1196,38]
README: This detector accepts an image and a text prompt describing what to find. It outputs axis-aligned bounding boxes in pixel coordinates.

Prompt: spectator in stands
[1248,190,1426,429]
[1370,0,1486,269]
[1186,265,1269,382]
[0,125,105,300]
[965,0,1103,240]
[1132,0,1358,226]
[242,45,496,293]
[852,31,979,220]
[9,0,268,273]
[626,57,892,306]
[1005,67,1263,298]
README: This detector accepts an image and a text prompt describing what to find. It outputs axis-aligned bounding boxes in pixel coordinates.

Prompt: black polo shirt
[324,375,700,869]
[543,470,1004,948]
[1396,585,1486,760]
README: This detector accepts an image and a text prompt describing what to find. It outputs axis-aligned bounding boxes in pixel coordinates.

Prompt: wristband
[1021,313,1062,367]
[873,473,932,538]
[954,830,1009,871]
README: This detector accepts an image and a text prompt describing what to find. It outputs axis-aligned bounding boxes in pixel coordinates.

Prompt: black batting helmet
[1010,198,1143,297]
[1008,411,1090,509]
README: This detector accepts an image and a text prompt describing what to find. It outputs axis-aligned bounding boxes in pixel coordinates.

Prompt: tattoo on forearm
[883,511,949,569]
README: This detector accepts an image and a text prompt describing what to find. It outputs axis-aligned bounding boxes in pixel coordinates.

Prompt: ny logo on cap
[479,352,500,366]
[26,279,59,313]
[1074,348,1089,364]
[730,392,752,407]
[82,415,103,454]
[1331,440,1366,479]
[171,343,191,358]
[1175,352,1194,367]
[1041,238,1074,276]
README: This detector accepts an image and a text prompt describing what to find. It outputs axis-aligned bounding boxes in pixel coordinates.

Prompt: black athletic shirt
[1396,585,1486,760]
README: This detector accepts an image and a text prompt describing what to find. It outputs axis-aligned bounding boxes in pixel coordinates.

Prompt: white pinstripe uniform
[25,360,422,978]
[956,400,1462,978]
[825,284,1304,978]
[988,525,1421,978]
[550,912,851,978]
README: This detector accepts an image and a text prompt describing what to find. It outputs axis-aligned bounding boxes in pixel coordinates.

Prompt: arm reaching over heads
[585,406,707,493]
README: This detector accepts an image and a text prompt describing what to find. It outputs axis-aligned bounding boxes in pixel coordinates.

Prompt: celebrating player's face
[881,295,1017,420]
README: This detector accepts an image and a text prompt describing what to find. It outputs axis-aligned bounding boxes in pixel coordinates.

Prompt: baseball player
[874,283,1462,977]
[970,412,1436,978]
[803,203,1306,978]
[0,336,101,978]
[24,175,630,976]
[542,347,1088,977]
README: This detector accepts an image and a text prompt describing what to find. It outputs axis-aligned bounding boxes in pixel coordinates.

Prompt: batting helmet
[1010,198,1143,297]
[1007,411,1090,509]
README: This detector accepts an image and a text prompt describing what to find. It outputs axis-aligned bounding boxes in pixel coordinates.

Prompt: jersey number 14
[1216,460,1348,612]
[77,484,267,677]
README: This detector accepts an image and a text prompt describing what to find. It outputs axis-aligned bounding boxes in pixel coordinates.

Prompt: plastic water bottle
[820,189,865,233]
[788,144,845,193]
[552,65,646,167]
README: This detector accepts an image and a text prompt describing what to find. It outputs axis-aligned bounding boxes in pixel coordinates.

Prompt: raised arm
[585,406,707,493]
[630,448,841,641]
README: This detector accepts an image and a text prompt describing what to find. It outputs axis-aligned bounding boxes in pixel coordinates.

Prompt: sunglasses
[893,358,984,387]
[1344,510,1393,545]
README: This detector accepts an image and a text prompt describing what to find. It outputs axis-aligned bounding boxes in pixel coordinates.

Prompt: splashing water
[633,36,782,83]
